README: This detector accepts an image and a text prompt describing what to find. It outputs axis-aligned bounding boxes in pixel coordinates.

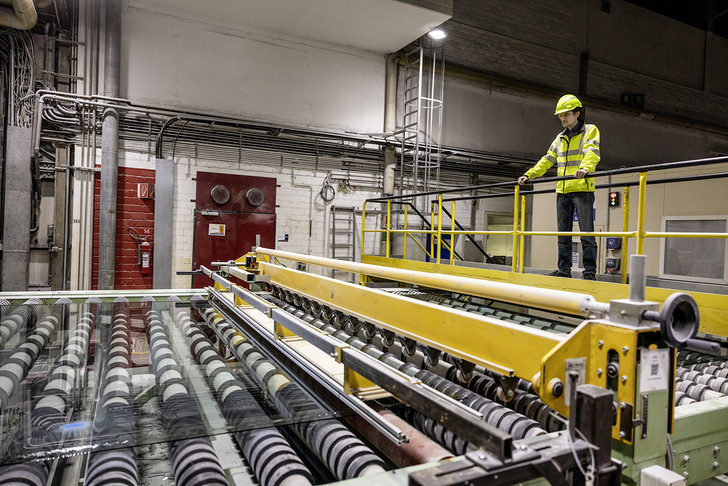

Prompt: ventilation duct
[0,0,37,30]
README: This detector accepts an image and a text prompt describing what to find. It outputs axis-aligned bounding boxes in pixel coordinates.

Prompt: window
[660,217,728,283]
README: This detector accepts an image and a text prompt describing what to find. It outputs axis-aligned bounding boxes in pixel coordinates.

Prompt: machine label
[564,357,587,406]
[208,223,226,236]
[639,348,669,392]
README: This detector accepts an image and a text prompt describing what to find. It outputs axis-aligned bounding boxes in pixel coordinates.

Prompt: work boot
[548,270,571,278]
[582,273,596,281]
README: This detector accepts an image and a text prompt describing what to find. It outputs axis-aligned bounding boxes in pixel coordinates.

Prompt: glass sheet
[0,297,344,467]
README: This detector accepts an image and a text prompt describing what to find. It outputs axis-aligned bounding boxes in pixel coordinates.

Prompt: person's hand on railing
[574,169,588,179]
[517,175,529,185]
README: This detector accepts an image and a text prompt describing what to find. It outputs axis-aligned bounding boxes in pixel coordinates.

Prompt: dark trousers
[556,192,597,276]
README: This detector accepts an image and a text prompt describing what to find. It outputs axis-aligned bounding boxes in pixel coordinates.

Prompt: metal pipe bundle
[86,298,138,486]
[200,307,386,480]
[141,297,228,486]
[169,297,313,486]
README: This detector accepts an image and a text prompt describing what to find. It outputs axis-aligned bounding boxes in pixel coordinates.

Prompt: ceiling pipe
[0,0,37,30]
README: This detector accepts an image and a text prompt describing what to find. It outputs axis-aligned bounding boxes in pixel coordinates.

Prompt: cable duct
[0,0,37,30]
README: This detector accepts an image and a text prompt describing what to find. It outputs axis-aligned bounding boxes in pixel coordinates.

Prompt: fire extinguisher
[140,240,151,275]
[129,227,152,275]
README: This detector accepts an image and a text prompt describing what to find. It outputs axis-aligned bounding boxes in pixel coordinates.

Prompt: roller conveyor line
[674,351,728,406]
[141,297,229,486]
[263,288,563,434]
[168,296,315,486]
[0,304,35,350]
[0,304,60,410]
[198,304,388,481]
[86,298,138,486]
[259,290,552,454]
[0,299,88,485]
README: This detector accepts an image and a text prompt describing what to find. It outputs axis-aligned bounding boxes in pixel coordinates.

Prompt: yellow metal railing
[362,156,728,281]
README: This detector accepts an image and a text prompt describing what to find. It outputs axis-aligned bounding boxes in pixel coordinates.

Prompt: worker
[517,94,600,280]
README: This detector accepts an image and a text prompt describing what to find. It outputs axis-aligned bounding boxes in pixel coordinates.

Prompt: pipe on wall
[383,53,400,198]
[97,0,122,290]
[0,0,37,30]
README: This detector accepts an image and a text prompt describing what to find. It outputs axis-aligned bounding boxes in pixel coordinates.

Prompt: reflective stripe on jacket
[524,123,601,193]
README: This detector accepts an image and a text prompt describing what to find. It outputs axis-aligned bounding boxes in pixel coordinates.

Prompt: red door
[192,172,276,288]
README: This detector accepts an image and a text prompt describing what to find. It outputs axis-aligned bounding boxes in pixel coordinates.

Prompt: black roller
[201,305,384,481]
[170,299,313,486]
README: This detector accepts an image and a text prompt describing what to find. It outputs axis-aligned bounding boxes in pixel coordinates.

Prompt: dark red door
[192,172,276,288]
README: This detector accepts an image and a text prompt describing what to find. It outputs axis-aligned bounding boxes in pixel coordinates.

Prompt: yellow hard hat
[554,94,583,115]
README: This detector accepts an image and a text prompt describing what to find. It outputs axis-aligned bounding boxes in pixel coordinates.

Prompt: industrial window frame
[659,215,728,284]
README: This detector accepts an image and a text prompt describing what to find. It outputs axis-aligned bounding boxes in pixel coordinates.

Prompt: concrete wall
[120,2,386,134]
[441,76,728,170]
[445,0,728,130]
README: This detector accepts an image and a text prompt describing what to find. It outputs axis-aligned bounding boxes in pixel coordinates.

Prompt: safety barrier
[362,155,728,284]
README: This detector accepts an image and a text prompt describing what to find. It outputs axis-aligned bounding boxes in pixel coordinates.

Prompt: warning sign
[208,223,226,236]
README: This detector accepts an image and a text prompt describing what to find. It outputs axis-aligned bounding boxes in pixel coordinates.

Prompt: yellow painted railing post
[621,187,630,284]
[403,204,408,259]
[636,172,647,255]
[519,195,526,273]
[430,202,435,259]
[512,185,520,272]
[437,194,443,264]
[386,199,391,258]
[361,201,367,258]
[451,201,456,265]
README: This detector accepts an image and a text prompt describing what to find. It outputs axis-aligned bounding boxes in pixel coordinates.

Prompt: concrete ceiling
[127,0,452,53]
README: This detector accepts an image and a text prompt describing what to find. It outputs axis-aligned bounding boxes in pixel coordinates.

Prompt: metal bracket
[424,346,442,368]
[497,375,521,402]
[619,401,634,441]
[453,358,477,382]
[402,337,418,357]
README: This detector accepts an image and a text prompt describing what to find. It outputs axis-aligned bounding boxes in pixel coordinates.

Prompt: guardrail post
[386,199,391,258]
[637,172,647,255]
[437,194,443,264]
[451,200,456,265]
[519,195,526,273]
[404,203,408,259]
[362,201,368,258]
[621,187,630,284]
[512,185,520,272]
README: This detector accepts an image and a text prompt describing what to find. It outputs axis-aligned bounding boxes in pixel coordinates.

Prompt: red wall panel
[92,167,155,290]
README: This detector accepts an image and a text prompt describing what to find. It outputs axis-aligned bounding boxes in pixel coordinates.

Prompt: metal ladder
[330,206,357,282]
[400,39,445,211]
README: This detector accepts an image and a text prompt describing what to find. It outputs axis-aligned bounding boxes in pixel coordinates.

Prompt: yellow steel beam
[259,261,562,382]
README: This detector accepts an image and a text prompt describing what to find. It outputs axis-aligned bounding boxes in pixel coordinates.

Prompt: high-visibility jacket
[524,123,601,193]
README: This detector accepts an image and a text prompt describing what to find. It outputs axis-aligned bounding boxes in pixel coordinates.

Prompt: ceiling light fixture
[428,28,447,40]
